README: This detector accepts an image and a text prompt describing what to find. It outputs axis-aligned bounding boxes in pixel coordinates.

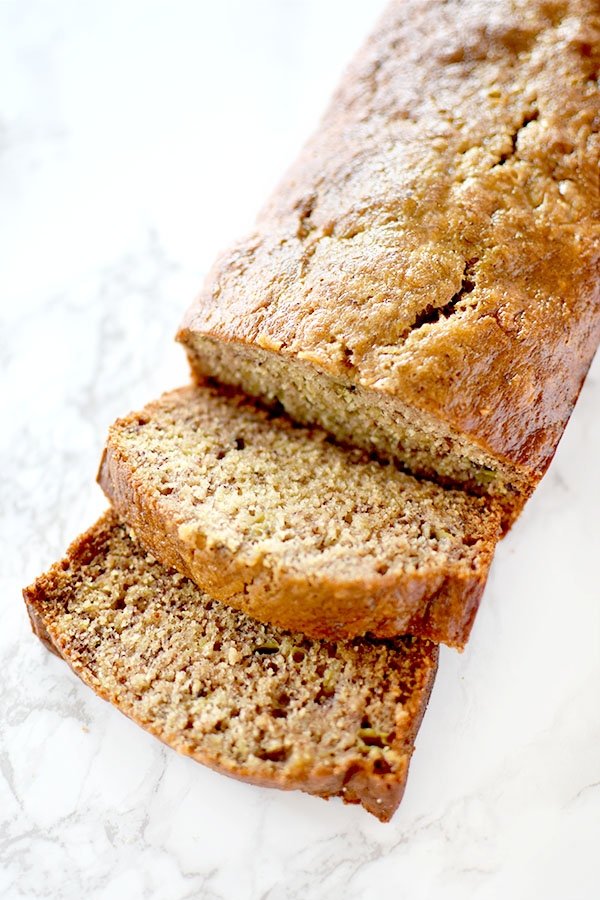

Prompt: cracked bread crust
[98,385,502,649]
[23,512,438,822]
[179,0,600,504]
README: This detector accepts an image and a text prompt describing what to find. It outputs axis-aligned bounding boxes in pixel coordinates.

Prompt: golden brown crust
[24,591,63,659]
[22,511,438,822]
[179,0,600,487]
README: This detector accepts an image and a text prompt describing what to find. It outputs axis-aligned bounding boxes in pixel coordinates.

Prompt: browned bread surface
[23,511,439,822]
[98,384,502,649]
[179,0,600,515]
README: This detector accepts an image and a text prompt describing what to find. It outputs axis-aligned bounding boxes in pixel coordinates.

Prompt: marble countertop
[1,2,599,898]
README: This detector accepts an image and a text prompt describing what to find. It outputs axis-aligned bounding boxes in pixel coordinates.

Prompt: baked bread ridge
[97,383,502,649]
[178,0,600,517]
[23,511,439,822]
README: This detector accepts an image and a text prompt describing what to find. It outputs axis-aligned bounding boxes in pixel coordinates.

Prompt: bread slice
[178,0,600,525]
[23,511,438,822]
[98,384,501,649]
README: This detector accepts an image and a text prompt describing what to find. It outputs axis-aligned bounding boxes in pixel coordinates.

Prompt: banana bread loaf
[98,384,502,648]
[23,511,438,822]
[178,0,600,524]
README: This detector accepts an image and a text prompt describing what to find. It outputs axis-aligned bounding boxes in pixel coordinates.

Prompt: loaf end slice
[23,511,439,822]
[98,384,502,649]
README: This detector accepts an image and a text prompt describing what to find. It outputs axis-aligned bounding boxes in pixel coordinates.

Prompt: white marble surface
[1,2,599,897]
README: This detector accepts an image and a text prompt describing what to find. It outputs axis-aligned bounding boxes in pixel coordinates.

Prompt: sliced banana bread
[23,511,438,822]
[98,384,502,648]
[178,0,600,524]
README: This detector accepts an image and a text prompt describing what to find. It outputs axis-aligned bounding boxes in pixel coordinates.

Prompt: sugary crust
[179,0,600,485]
[22,512,439,822]
[97,387,502,649]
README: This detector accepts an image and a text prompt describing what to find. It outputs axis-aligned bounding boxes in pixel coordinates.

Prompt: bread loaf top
[180,0,600,486]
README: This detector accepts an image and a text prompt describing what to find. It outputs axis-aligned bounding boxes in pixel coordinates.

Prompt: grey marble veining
[1,2,599,898]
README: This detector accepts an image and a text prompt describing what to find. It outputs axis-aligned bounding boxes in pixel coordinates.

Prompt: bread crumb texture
[24,513,438,820]
[106,385,500,583]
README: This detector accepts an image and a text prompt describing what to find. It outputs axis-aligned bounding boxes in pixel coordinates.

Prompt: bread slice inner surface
[99,384,502,646]
[183,334,529,515]
[24,511,439,822]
